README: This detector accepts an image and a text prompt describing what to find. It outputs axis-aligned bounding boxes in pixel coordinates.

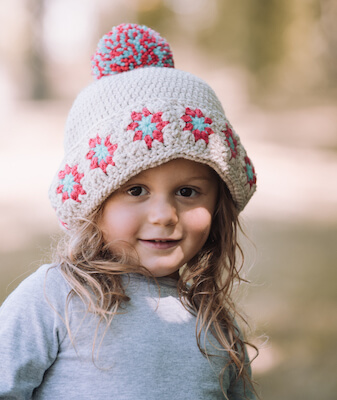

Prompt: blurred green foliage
[198,0,289,72]
[249,221,337,400]
[9,0,336,101]
[133,0,336,100]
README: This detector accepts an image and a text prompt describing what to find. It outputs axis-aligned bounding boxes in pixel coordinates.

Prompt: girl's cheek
[100,205,138,240]
[186,207,213,228]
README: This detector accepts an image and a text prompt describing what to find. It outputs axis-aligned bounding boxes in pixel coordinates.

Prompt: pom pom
[91,23,175,79]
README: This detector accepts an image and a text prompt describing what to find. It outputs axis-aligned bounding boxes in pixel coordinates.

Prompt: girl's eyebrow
[187,176,212,182]
[127,175,211,184]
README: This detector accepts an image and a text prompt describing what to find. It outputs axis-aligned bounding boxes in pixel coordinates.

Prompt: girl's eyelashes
[176,187,198,197]
[127,186,148,196]
[125,185,200,197]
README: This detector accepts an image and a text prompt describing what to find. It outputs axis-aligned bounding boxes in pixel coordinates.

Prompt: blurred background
[0,0,336,398]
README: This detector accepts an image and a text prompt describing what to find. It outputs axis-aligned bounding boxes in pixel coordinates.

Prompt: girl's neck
[165,270,180,280]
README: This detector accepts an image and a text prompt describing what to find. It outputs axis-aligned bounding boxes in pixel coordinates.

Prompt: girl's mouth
[139,239,180,250]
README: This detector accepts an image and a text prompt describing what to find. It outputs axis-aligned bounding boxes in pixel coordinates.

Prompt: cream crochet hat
[49,23,256,229]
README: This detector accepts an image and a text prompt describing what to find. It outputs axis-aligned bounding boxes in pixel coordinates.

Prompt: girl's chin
[140,264,181,280]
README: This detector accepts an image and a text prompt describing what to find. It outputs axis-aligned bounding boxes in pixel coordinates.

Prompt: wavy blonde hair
[53,179,258,399]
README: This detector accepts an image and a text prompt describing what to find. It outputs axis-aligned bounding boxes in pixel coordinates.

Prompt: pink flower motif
[244,156,257,188]
[86,134,118,174]
[56,164,86,203]
[181,107,214,144]
[127,107,169,149]
[59,218,69,230]
[223,124,238,159]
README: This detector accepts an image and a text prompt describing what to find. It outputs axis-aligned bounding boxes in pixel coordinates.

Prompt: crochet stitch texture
[49,23,256,229]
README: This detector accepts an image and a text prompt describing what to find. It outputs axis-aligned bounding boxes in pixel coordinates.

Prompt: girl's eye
[177,187,197,197]
[127,186,147,196]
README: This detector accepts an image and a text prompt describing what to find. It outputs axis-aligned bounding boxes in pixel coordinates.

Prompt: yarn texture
[49,24,256,229]
[92,23,174,79]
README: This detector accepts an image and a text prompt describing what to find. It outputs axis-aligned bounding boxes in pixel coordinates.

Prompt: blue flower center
[94,143,109,162]
[228,136,235,151]
[138,115,157,139]
[61,174,75,195]
[246,164,254,181]
[191,116,210,132]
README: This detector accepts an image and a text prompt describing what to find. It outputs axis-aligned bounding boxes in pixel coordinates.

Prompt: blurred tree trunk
[26,0,49,100]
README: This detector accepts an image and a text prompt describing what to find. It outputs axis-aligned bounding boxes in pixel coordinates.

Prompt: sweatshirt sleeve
[221,317,256,400]
[0,264,69,399]
[227,364,256,399]
[227,340,256,400]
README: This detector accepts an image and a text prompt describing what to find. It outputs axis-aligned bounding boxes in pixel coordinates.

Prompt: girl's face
[99,159,219,278]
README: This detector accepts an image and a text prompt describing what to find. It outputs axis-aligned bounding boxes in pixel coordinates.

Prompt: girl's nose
[147,196,178,226]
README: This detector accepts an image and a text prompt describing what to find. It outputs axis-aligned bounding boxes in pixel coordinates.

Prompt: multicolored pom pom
[91,23,174,79]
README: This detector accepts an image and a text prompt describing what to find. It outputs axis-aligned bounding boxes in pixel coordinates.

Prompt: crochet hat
[49,23,256,230]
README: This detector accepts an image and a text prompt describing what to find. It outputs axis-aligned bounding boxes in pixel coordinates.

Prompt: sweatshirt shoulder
[20,263,70,294]
[1,264,71,314]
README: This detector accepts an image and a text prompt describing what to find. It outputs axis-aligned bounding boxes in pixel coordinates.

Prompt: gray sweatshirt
[0,264,255,399]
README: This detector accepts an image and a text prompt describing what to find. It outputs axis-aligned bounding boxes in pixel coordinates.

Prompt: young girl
[0,24,258,399]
